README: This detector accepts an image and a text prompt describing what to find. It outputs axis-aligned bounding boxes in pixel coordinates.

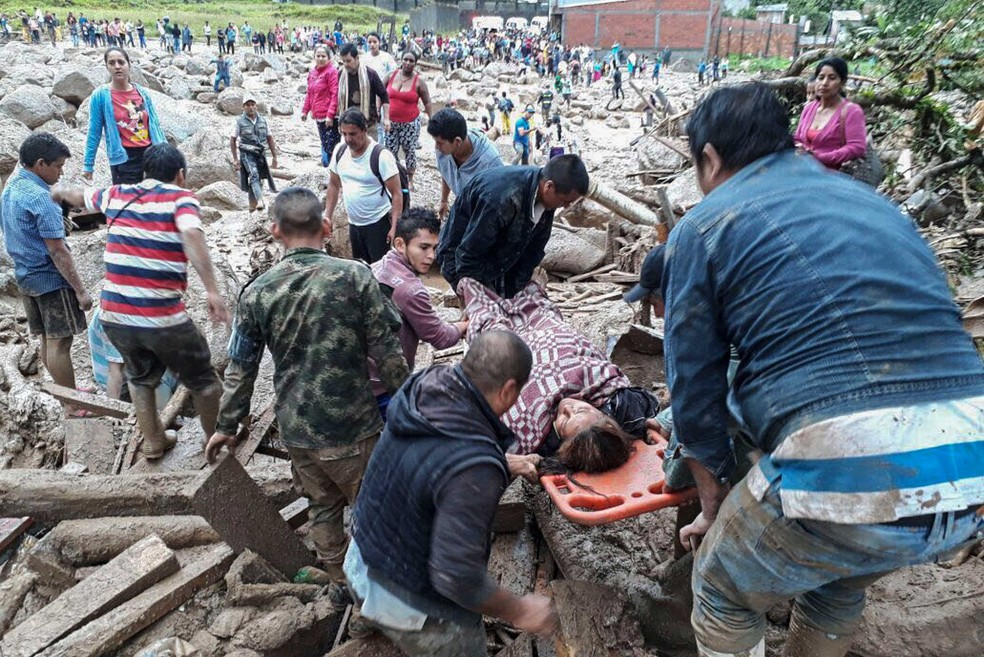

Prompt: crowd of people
[0,5,980,654]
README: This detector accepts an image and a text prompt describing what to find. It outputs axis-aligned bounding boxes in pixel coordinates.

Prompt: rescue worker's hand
[514,594,557,636]
[645,418,670,441]
[506,453,542,484]
[205,431,238,464]
[438,199,450,221]
[271,155,278,169]
[386,224,396,246]
[232,158,240,170]
[207,291,230,324]
[680,510,714,553]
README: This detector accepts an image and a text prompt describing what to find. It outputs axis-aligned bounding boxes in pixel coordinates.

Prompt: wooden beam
[237,403,277,465]
[40,383,131,419]
[0,516,33,552]
[551,580,646,657]
[185,456,313,578]
[1,536,178,657]
[279,498,310,529]
[36,544,235,657]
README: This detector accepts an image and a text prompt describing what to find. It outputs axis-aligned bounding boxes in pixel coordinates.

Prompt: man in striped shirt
[55,143,230,459]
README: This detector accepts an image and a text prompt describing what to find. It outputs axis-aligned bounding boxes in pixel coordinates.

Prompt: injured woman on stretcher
[459,277,699,487]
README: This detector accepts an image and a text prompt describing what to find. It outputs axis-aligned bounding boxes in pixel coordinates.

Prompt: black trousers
[349,214,391,264]
[110,146,147,185]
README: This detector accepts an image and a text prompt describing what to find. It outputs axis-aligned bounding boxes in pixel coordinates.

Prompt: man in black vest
[345,331,556,655]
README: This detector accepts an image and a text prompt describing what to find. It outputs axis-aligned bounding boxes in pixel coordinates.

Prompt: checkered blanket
[460,278,631,454]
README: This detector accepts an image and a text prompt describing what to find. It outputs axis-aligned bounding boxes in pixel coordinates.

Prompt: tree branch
[854,68,937,110]
[908,150,983,194]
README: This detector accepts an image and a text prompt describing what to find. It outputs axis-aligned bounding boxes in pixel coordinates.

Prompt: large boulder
[182,129,237,190]
[197,180,247,211]
[52,67,109,106]
[50,96,77,123]
[165,77,193,101]
[0,116,31,177]
[184,57,207,76]
[0,86,59,129]
[77,88,204,143]
[130,67,165,93]
[217,87,245,115]
[4,65,52,88]
[245,54,286,74]
[541,227,607,275]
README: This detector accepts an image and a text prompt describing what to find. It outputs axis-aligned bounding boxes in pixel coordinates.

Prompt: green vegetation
[0,1,406,32]
[727,55,790,73]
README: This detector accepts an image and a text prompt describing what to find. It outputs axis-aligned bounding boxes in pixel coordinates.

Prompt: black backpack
[335,143,410,212]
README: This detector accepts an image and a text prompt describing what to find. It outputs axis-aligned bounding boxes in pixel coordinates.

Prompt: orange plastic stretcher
[540,438,699,526]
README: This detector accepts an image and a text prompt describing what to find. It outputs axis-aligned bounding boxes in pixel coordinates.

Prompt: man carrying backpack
[325,109,405,264]
[498,91,514,135]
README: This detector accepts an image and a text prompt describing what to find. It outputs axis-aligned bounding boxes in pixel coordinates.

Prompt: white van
[472,16,504,32]
[506,17,529,31]
[530,16,550,33]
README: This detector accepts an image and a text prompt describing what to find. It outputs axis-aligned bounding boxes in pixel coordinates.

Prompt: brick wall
[559,0,718,54]
[713,17,797,58]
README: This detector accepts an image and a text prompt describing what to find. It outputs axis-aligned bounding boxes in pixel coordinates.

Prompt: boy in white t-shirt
[324,109,403,264]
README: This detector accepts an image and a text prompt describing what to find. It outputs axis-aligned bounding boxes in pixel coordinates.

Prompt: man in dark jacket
[436,154,589,298]
[345,331,556,656]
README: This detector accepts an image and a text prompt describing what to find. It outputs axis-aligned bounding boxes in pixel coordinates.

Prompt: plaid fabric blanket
[460,278,631,454]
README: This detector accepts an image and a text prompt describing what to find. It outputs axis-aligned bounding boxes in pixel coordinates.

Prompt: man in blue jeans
[662,83,983,657]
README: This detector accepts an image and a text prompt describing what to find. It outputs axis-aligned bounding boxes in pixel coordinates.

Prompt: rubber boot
[129,383,177,460]
[696,638,765,657]
[782,615,853,657]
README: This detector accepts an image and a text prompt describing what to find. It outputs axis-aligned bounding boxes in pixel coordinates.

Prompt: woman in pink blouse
[301,45,340,167]
[794,57,867,170]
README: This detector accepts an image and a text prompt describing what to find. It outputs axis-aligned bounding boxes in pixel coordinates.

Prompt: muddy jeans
[692,468,983,655]
[288,434,379,581]
[376,616,486,657]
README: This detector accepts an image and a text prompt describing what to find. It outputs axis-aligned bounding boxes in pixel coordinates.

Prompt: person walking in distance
[324,109,404,264]
[1,134,92,414]
[385,50,433,190]
[231,93,279,213]
[206,186,408,590]
[54,143,230,459]
[302,45,340,167]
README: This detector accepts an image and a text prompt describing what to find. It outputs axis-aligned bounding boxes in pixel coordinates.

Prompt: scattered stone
[208,606,255,639]
[217,87,245,115]
[165,77,193,101]
[181,129,238,189]
[270,103,294,116]
[196,181,248,211]
[0,115,32,176]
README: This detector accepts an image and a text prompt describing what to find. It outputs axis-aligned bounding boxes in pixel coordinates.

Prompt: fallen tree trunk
[586,180,667,241]
[0,467,295,524]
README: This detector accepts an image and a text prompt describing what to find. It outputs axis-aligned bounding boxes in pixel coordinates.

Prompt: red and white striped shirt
[85,180,203,329]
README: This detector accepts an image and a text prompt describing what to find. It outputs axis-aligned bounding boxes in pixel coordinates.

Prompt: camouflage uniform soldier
[206,187,409,584]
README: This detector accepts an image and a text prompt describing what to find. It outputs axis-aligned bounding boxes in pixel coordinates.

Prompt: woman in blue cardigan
[84,47,166,184]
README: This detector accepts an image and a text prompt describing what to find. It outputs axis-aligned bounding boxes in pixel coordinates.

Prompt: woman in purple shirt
[794,57,867,170]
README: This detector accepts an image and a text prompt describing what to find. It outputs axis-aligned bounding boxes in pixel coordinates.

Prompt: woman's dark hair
[687,82,795,172]
[339,42,359,58]
[142,143,186,183]
[426,107,467,141]
[396,207,440,243]
[402,50,418,63]
[538,415,636,496]
[814,56,849,89]
[339,108,368,131]
[103,46,130,64]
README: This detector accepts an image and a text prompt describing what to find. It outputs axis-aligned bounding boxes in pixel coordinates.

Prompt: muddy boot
[781,615,853,657]
[142,429,178,460]
[696,638,764,657]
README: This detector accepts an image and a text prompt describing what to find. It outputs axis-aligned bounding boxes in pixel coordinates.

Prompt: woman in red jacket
[302,45,340,166]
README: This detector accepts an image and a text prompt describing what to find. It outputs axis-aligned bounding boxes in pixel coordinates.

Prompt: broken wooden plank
[565,263,618,284]
[0,516,33,552]
[499,634,534,657]
[64,419,117,475]
[488,520,537,596]
[1,535,178,657]
[41,382,131,419]
[550,580,646,657]
[185,456,313,578]
[236,402,277,465]
[37,544,235,657]
[279,498,310,529]
[0,468,297,524]
[0,571,37,635]
[326,633,405,657]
